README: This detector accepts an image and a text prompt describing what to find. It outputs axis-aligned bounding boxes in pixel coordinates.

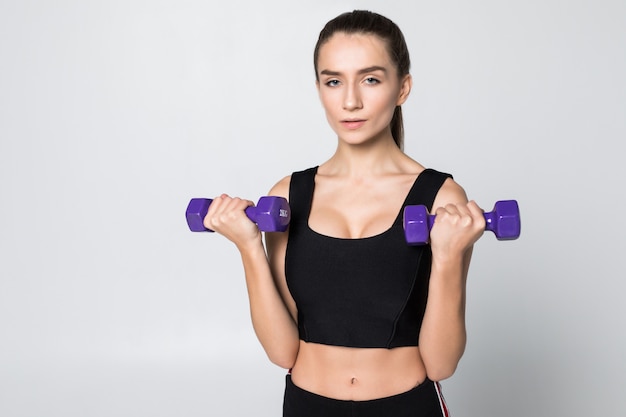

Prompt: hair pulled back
[313,10,411,150]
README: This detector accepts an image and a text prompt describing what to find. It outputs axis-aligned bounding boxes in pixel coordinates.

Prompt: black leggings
[282,374,450,417]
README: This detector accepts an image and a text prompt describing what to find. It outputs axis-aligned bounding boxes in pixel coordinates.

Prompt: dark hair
[313,10,411,150]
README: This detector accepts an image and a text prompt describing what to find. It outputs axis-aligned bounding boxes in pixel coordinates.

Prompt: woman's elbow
[422,349,463,381]
[268,353,296,369]
[265,344,298,369]
[425,363,458,382]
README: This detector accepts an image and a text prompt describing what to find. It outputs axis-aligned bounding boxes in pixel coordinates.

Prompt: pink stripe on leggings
[434,381,450,417]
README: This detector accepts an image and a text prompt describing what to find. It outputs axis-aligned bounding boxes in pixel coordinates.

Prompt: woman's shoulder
[268,175,291,199]
[267,166,319,199]
[431,172,469,209]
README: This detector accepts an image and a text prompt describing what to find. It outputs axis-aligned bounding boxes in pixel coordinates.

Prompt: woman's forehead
[317,33,393,72]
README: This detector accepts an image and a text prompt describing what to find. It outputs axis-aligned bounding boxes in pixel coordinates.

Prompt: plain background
[1,0,624,416]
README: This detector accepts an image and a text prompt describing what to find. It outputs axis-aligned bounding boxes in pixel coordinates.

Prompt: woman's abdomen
[290,341,427,401]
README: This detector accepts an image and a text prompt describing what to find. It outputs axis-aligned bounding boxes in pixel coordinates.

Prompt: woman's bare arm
[418,178,485,381]
[204,176,299,368]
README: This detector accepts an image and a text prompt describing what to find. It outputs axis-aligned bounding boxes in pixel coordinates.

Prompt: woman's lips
[341,119,366,129]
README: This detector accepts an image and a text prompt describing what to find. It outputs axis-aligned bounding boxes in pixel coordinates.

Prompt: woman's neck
[321,137,416,178]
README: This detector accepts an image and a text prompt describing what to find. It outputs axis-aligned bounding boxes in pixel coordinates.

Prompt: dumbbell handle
[186,196,290,233]
[404,200,521,245]
[423,206,518,234]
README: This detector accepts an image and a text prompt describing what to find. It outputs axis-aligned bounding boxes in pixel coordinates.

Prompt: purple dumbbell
[186,196,291,232]
[403,200,521,245]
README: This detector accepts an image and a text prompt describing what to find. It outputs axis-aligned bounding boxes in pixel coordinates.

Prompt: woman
[205,10,485,416]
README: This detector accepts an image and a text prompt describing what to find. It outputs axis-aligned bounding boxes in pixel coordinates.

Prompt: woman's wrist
[236,234,267,257]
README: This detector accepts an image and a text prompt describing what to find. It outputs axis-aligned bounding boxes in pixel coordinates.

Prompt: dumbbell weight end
[484,200,520,241]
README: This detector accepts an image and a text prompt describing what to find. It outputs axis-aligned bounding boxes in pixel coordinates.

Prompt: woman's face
[316,32,411,145]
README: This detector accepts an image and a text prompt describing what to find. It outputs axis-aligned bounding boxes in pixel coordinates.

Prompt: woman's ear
[397,74,413,106]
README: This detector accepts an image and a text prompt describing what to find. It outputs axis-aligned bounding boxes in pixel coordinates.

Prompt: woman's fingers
[431,201,486,253]
[203,194,258,241]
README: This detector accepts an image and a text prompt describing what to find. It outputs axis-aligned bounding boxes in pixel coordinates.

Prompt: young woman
[204,10,486,417]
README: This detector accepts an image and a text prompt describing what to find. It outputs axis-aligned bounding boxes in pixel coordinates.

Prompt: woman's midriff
[290,341,427,401]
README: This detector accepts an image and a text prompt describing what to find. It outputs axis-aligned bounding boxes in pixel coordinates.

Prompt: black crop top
[285,166,452,349]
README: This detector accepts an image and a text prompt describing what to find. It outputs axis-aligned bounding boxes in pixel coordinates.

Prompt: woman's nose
[343,85,363,110]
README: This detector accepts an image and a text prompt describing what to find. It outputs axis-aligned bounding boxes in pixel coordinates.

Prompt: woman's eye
[364,77,380,85]
[325,80,340,87]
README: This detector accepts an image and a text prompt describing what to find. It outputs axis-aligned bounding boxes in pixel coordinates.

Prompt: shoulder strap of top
[288,166,318,225]
[404,168,453,211]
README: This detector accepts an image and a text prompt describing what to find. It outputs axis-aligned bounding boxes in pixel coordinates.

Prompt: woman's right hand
[203,194,262,249]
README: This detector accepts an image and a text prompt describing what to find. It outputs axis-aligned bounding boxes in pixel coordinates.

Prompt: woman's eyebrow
[319,66,388,76]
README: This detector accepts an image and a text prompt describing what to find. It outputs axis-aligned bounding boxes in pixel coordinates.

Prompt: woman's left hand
[428,200,486,262]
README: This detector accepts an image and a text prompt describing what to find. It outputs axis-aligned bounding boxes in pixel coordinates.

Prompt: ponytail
[391,106,404,150]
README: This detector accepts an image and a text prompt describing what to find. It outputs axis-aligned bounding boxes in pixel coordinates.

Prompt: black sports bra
[285,167,452,348]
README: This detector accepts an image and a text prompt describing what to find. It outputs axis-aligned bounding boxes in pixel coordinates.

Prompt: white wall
[1,1,624,416]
